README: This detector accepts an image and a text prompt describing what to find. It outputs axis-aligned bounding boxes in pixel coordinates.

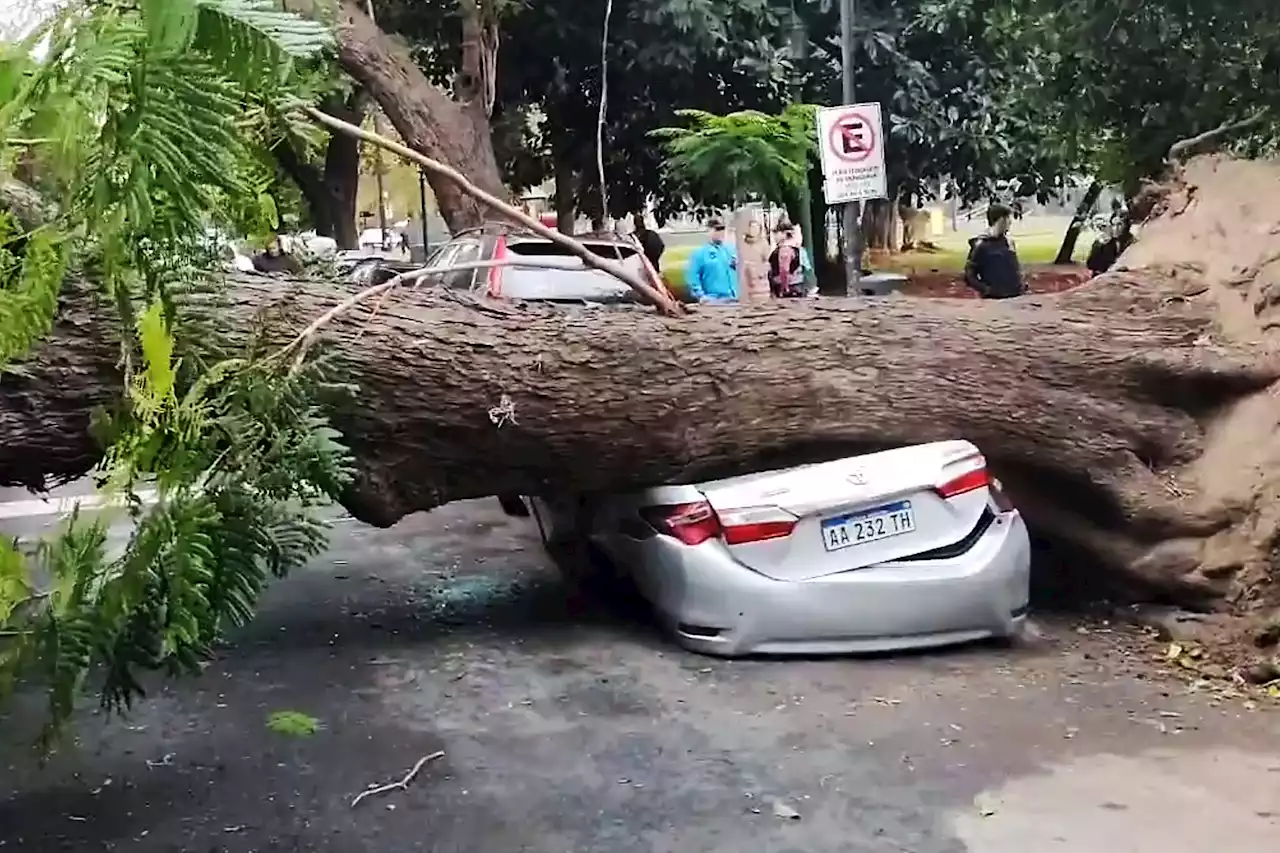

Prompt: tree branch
[0,177,49,232]
[303,106,684,315]
[1167,110,1271,163]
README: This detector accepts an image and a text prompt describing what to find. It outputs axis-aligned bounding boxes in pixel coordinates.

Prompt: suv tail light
[487,236,507,296]
[639,501,798,546]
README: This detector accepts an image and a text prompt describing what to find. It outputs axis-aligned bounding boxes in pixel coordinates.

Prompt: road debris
[351,751,446,808]
[771,800,801,820]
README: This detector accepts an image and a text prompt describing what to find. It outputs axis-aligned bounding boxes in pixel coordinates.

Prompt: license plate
[821,501,915,552]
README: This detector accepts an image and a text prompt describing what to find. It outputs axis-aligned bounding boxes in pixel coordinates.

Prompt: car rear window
[499,253,648,303]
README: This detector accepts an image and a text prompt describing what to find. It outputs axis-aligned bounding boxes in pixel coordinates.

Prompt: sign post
[817,102,886,295]
[837,0,861,296]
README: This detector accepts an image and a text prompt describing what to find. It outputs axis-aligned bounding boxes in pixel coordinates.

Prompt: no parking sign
[816,103,887,204]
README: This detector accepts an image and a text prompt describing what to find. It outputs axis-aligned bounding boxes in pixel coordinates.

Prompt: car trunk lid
[696,441,991,581]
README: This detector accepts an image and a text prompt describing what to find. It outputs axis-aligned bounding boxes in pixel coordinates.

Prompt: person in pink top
[767,222,809,298]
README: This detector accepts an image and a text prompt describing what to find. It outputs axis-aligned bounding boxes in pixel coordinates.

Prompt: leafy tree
[790,0,1075,247]
[376,0,799,226]
[923,0,1280,194]
[652,106,818,209]
[0,0,350,749]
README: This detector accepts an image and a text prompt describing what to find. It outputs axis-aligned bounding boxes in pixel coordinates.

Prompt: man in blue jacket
[685,218,738,302]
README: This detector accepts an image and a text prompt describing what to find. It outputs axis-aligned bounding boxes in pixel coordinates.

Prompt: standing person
[685,218,738,302]
[786,224,815,287]
[768,223,806,298]
[963,202,1025,299]
[1086,210,1134,277]
[769,221,816,297]
[633,213,665,271]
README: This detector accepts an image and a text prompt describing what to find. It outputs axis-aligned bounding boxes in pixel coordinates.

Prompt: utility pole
[839,0,861,295]
[787,0,816,265]
[418,169,430,260]
[367,0,389,252]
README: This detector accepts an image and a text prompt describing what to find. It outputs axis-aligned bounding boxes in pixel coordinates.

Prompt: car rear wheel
[530,498,636,604]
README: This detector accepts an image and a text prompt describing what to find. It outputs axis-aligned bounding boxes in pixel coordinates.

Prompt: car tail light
[639,501,722,546]
[935,458,1017,512]
[487,236,506,296]
[935,457,989,498]
[716,506,799,545]
[639,501,798,546]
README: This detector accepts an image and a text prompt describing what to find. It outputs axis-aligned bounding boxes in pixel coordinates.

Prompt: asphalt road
[1,489,1278,853]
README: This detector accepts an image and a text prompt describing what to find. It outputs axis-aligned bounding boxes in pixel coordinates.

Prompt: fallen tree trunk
[5,157,1280,615]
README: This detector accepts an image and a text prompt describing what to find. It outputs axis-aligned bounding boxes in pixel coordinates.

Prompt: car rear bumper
[619,511,1031,657]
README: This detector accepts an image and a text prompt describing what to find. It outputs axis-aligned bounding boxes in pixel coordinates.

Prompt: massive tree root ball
[4,157,1280,647]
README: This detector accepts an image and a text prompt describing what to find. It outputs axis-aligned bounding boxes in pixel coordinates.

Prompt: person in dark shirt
[963,202,1025,299]
[1086,213,1134,277]
[251,235,301,275]
[632,213,665,271]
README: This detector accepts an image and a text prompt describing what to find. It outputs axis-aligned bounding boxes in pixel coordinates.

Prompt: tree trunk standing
[321,119,362,250]
[861,199,892,252]
[550,125,577,235]
[887,197,902,252]
[293,0,507,233]
[734,210,771,303]
[1054,180,1103,264]
[274,93,365,249]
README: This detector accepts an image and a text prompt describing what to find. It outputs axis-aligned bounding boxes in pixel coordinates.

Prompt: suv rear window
[499,253,648,303]
[506,239,637,260]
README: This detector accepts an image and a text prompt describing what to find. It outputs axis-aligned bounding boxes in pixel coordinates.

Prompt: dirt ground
[901,264,1093,298]
[2,500,1277,853]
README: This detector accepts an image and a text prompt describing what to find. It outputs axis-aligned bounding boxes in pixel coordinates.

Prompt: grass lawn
[882,226,1087,274]
[659,225,1090,293]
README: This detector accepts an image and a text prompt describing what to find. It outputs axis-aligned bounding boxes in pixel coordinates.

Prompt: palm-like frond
[0,0,352,750]
[652,106,819,206]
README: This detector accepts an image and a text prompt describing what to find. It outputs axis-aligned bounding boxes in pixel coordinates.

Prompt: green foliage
[378,0,800,221]
[926,0,1280,192]
[266,709,322,736]
[0,213,68,368]
[652,105,818,207]
[0,0,352,750]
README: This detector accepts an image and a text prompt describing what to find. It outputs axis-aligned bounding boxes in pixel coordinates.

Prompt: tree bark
[1054,180,1103,265]
[273,93,363,249]
[6,158,1280,615]
[551,126,576,236]
[288,0,506,233]
[861,199,892,252]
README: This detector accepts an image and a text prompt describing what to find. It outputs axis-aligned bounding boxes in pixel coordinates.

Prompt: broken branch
[302,105,684,316]
[350,750,445,807]
[1167,110,1270,162]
